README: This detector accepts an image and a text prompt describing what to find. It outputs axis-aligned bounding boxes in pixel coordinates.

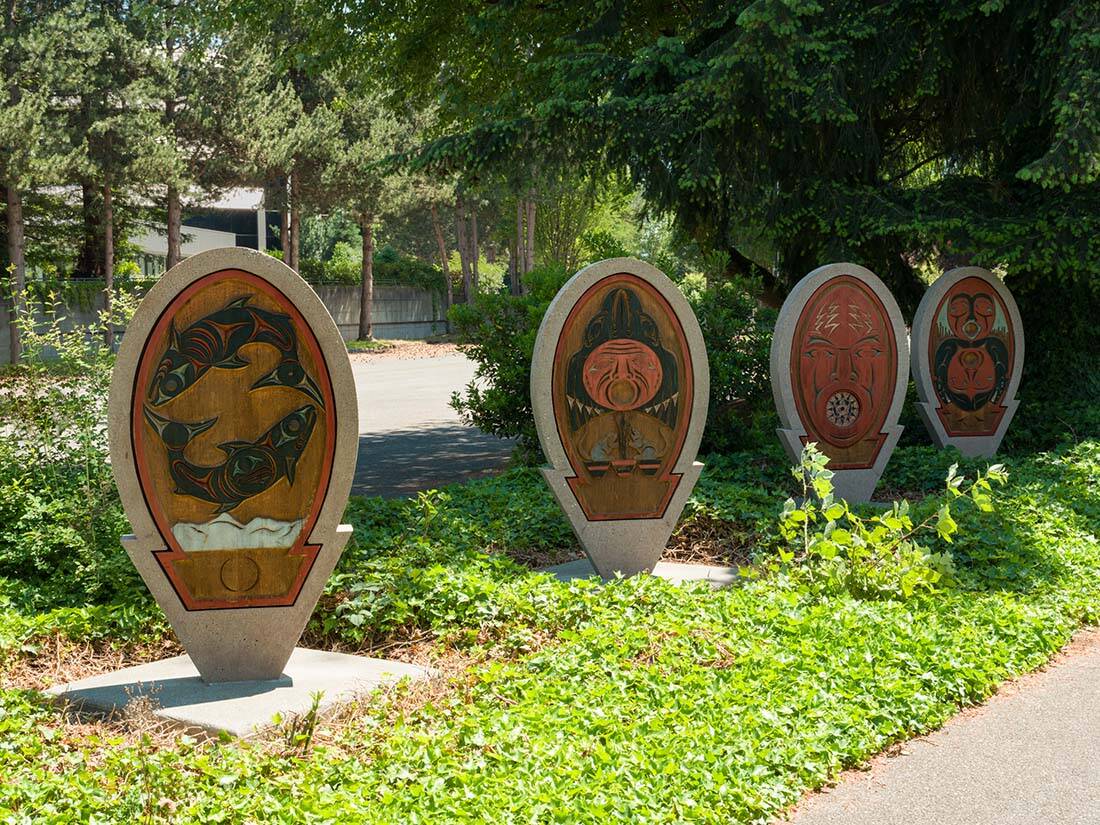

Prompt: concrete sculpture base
[544,557,739,587]
[45,648,431,738]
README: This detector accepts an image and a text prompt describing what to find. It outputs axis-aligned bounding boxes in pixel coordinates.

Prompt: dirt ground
[348,340,460,362]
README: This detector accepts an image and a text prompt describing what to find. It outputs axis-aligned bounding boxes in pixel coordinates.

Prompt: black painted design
[143,404,317,514]
[148,296,323,407]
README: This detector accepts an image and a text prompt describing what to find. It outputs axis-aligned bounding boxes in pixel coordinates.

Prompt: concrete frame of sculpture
[108,248,358,683]
[911,266,1024,457]
[770,262,909,502]
[531,257,710,578]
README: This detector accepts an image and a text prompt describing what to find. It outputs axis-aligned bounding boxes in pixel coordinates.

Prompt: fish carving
[148,296,323,407]
[143,404,318,514]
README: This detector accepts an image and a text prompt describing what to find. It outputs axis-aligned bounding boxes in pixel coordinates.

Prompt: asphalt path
[784,630,1100,825]
[351,352,515,498]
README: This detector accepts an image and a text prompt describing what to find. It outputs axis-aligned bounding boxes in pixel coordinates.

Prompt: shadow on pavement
[354,423,515,498]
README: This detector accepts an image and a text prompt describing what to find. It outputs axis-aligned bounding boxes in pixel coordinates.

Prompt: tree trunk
[5,184,25,363]
[455,196,472,301]
[524,194,536,277]
[430,203,452,331]
[280,207,289,259]
[515,200,525,278]
[485,244,496,265]
[470,198,479,294]
[277,176,289,261]
[103,182,114,349]
[166,184,182,270]
[77,182,103,278]
[288,170,300,272]
[358,215,374,340]
[165,85,181,271]
[508,239,520,296]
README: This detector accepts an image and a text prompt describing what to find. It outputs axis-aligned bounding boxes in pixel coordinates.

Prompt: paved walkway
[785,630,1100,825]
[351,352,515,498]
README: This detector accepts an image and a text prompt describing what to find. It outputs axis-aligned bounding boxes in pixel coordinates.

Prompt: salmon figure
[148,296,324,407]
[143,404,318,514]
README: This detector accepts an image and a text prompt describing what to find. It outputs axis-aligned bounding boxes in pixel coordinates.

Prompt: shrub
[776,443,1007,600]
[0,290,145,610]
[267,246,447,294]
[682,278,777,452]
[449,264,571,460]
[450,265,777,460]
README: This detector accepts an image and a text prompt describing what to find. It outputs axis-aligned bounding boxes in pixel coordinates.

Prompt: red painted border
[551,273,694,521]
[130,269,337,611]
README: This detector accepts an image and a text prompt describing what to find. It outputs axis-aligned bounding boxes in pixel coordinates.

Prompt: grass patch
[346,338,399,353]
[0,440,1097,821]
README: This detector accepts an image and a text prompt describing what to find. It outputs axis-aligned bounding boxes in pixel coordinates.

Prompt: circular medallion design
[220,556,261,592]
[825,391,860,428]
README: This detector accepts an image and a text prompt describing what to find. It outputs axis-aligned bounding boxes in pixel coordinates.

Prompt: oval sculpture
[771,263,908,502]
[109,248,357,682]
[532,258,709,578]
[911,266,1023,457]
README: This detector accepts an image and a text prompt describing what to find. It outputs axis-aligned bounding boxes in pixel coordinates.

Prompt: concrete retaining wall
[313,284,446,342]
[0,281,445,363]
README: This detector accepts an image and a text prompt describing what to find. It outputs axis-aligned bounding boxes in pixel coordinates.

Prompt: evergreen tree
[1,0,50,361]
[318,76,413,339]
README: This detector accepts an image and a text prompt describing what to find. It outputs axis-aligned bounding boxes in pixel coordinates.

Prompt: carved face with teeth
[551,271,694,520]
[565,286,679,430]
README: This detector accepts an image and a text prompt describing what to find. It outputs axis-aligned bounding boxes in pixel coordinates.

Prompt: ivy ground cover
[0,441,1097,823]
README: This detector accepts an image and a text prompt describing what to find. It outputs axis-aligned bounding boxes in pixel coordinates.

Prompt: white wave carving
[172,514,304,551]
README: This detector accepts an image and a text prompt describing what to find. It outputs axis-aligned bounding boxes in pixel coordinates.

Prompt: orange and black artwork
[552,274,692,520]
[131,269,336,611]
[148,295,324,407]
[143,404,317,515]
[928,276,1014,437]
[791,275,898,470]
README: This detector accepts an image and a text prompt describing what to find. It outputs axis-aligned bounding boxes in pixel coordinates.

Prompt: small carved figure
[932,290,1010,416]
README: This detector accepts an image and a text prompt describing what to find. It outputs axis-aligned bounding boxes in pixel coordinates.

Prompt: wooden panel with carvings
[551,273,693,520]
[928,275,1016,437]
[130,269,336,610]
[790,274,898,470]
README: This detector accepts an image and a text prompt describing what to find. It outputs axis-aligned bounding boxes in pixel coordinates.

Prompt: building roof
[186,187,264,211]
[38,185,265,212]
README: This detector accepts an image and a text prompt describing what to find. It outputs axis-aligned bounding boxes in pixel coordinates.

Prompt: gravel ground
[348,340,460,362]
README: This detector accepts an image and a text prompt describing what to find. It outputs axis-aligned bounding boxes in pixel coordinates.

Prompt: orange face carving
[791,275,896,466]
[582,339,663,411]
[947,292,996,341]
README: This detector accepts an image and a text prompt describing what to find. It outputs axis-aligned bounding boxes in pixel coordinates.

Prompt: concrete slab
[45,648,431,739]
[543,557,739,587]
